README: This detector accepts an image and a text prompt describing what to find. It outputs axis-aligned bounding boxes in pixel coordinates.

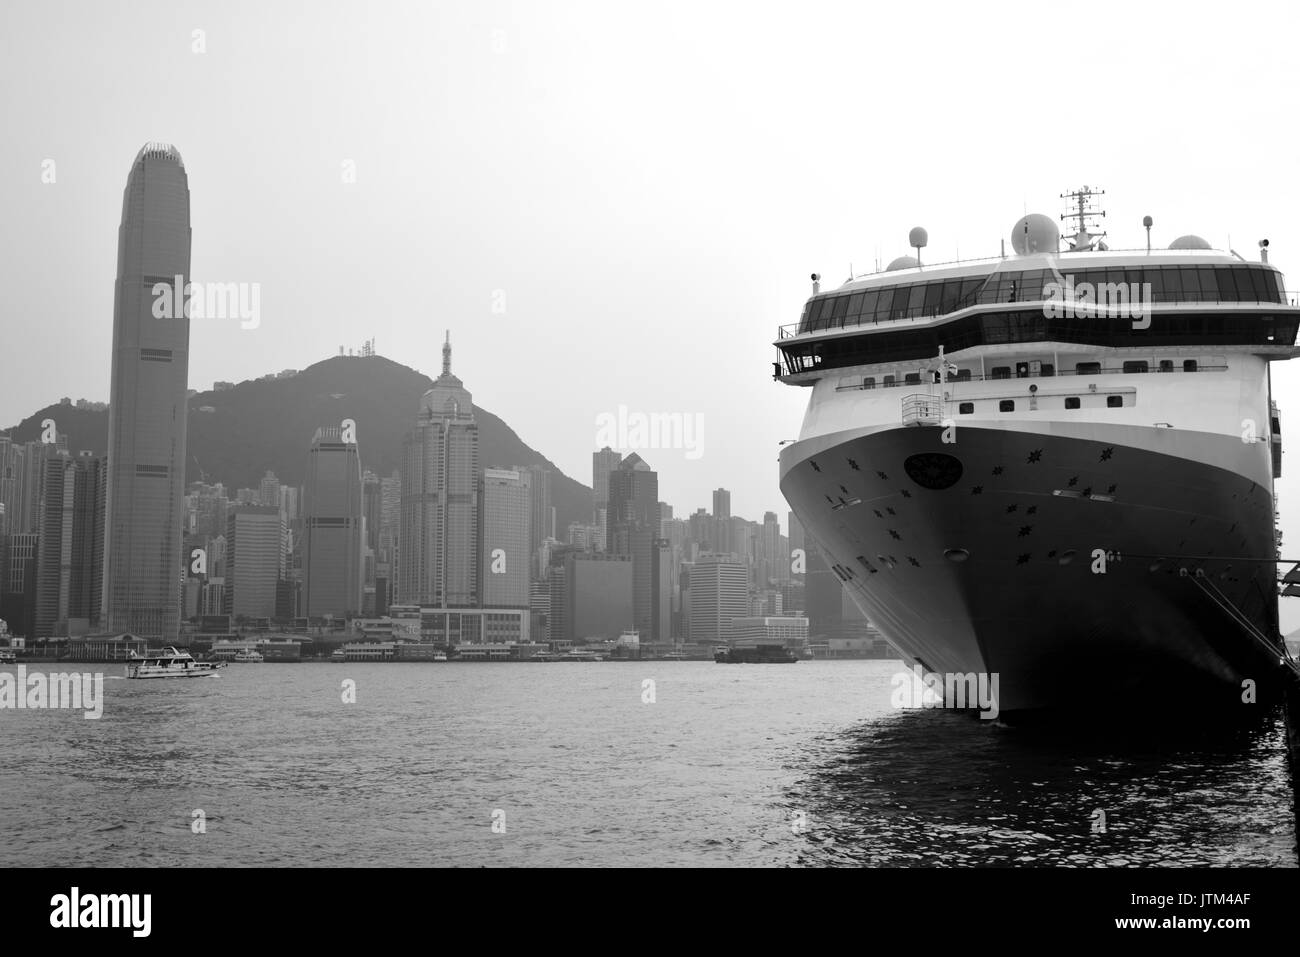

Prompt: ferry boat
[714,644,798,664]
[126,647,226,679]
[232,649,264,663]
[560,649,605,662]
[775,188,1300,716]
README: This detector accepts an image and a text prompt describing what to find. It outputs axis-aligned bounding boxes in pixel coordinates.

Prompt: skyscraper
[34,452,106,637]
[399,333,479,606]
[303,426,363,619]
[712,488,732,556]
[592,446,622,519]
[103,143,192,639]
[225,505,284,620]
[688,554,749,644]
[514,463,553,577]
[607,453,658,639]
[480,467,531,608]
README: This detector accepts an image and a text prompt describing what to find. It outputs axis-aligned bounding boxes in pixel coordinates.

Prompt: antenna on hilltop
[1060,185,1107,252]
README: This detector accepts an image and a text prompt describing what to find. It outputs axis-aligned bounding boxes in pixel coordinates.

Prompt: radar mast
[1060,185,1107,252]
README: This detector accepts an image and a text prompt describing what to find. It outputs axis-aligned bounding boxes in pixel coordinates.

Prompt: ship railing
[900,394,944,426]
[777,292,1300,340]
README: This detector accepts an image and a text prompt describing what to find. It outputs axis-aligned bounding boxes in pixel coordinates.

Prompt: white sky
[3,0,1300,620]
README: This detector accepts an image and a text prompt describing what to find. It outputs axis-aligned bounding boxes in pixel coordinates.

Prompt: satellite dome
[1169,234,1211,250]
[886,255,919,271]
[908,226,928,249]
[1011,214,1059,255]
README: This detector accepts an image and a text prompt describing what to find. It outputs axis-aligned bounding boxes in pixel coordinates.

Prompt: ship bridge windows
[795,263,1288,334]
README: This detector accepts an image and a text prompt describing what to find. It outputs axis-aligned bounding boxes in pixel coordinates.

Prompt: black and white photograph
[1,0,1297,937]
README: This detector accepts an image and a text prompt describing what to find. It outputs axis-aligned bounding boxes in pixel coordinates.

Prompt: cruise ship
[776,188,1300,716]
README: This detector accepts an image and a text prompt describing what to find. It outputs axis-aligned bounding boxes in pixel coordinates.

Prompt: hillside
[3,355,592,532]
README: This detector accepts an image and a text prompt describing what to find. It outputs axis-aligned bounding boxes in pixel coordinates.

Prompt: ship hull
[781,423,1285,716]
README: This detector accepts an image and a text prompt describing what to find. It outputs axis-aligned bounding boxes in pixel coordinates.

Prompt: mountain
[3,355,593,532]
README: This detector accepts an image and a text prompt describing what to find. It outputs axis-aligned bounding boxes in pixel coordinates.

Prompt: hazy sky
[3,0,1299,585]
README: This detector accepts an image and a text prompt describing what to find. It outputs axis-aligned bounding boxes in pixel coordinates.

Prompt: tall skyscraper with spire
[399,333,480,606]
[103,143,192,638]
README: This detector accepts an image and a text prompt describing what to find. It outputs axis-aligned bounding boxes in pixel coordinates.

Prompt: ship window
[1075,361,1101,375]
[1214,267,1238,301]
[955,368,971,381]
[999,400,1015,412]
[959,402,974,415]
[1158,359,1174,372]
[1064,397,1081,409]
[923,283,943,315]
[939,280,962,313]
[959,277,984,305]
[891,285,914,321]
[1015,362,1029,378]
[1122,360,1149,373]
[1183,359,1198,372]
[1197,268,1218,300]
[832,295,850,325]
[874,287,893,320]
[1040,363,1055,376]
[847,292,866,318]
[1180,267,1202,302]
[860,289,880,319]
[863,377,876,389]
[991,366,1011,380]
[883,375,896,387]
[908,284,927,315]
[904,372,921,385]
[1162,267,1183,298]
[1107,395,1123,408]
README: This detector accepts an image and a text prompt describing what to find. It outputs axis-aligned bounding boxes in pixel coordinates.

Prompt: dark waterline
[1,660,1294,867]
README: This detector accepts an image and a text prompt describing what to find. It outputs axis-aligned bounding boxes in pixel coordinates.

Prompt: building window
[1107,395,1123,408]
[1065,397,1080,409]
[999,400,1015,412]
[959,402,974,415]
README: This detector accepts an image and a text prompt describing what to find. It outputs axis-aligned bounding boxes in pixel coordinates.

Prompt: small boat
[232,649,264,663]
[432,651,448,662]
[714,644,798,664]
[661,652,688,661]
[560,649,605,662]
[126,647,226,679]
[330,649,347,662]
[0,649,16,664]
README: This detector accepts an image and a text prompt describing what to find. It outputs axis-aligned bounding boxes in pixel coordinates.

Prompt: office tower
[399,333,479,606]
[564,552,633,641]
[688,553,749,644]
[759,511,783,585]
[607,453,658,639]
[514,464,553,577]
[712,488,732,555]
[650,538,672,643]
[0,435,24,534]
[592,446,621,519]
[480,467,531,608]
[224,505,284,620]
[788,510,805,558]
[259,471,281,508]
[303,426,363,619]
[34,453,106,637]
[103,143,192,640]
[362,470,381,554]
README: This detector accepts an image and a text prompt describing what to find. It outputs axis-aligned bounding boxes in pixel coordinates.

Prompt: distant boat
[714,645,798,664]
[433,651,448,662]
[560,649,605,662]
[0,649,16,664]
[126,647,226,679]
[660,651,688,661]
[232,649,264,663]
[329,650,346,662]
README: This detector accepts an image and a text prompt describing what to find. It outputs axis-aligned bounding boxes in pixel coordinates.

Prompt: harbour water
[1,660,1295,867]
